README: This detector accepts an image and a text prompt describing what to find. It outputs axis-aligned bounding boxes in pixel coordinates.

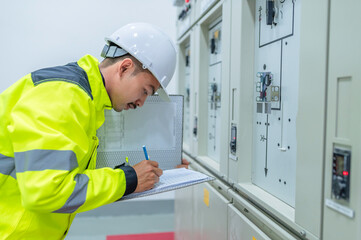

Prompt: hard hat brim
[156,86,171,102]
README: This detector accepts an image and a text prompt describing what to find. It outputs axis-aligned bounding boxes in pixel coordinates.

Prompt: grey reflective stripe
[53,174,89,213]
[0,153,16,178]
[15,150,78,172]
[31,62,93,100]
[10,169,16,179]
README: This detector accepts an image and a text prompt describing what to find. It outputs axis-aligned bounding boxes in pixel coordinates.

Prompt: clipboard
[120,168,215,201]
[96,95,184,170]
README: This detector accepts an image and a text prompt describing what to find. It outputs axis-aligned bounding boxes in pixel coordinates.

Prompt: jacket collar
[77,55,112,111]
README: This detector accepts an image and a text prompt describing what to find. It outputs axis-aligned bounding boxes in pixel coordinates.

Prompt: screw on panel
[284,181,286,185]
[243,208,249,213]
[279,179,281,182]
[300,230,306,237]
[278,117,281,120]
[288,118,291,122]
[285,41,288,45]
[277,143,280,146]
[288,146,290,150]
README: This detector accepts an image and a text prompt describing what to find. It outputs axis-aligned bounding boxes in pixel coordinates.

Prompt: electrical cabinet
[227,0,330,239]
[174,176,195,240]
[227,1,329,239]
[228,205,271,240]
[183,43,192,148]
[194,0,219,22]
[193,0,231,178]
[252,0,300,207]
[174,0,360,239]
[206,18,222,164]
[176,0,195,38]
[227,0,255,183]
[175,156,231,240]
[322,0,361,239]
[193,182,229,240]
[177,33,193,153]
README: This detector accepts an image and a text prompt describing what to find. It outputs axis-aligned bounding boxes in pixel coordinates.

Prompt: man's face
[108,61,160,112]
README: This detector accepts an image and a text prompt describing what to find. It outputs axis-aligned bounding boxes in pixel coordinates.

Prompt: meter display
[332,148,351,201]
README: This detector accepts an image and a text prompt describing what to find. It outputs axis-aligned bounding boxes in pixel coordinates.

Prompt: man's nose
[136,95,147,108]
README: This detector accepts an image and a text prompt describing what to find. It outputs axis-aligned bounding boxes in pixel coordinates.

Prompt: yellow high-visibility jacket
[0,55,137,239]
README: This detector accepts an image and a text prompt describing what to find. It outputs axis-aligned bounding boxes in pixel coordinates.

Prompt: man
[0,22,188,239]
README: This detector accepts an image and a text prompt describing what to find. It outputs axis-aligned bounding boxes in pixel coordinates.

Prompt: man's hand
[132,160,163,193]
[176,158,190,169]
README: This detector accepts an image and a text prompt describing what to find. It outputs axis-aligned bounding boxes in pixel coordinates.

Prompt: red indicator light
[343,171,349,176]
[185,0,190,3]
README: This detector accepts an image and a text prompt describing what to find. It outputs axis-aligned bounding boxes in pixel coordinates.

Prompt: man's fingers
[155,175,160,183]
[154,168,163,177]
[176,158,190,169]
[132,160,163,193]
[149,160,159,168]
[182,158,190,165]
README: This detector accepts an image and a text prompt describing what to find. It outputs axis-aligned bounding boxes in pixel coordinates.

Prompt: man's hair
[99,53,148,76]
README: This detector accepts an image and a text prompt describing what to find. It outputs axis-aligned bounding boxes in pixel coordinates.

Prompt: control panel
[207,18,222,163]
[178,1,192,21]
[184,44,191,144]
[332,148,351,201]
[256,72,280,114]
[252,0,300,207]
[177,0,193,37]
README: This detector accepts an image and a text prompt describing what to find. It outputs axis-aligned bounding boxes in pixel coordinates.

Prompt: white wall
[0,0,178,93]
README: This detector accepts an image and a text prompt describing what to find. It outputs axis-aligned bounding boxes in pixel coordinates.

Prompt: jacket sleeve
[8,81,137,213]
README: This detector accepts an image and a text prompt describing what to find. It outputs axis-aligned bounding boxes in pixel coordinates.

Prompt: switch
[266,0,275,25]
[230,125,237,155]
[210,30,220,54]
[210,38,216,54]
[193,116,198,137]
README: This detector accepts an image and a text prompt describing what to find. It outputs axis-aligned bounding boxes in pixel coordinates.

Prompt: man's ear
[118,58,134,76]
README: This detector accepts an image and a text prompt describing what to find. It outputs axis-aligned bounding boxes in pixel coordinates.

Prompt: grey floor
[66,192,175,240]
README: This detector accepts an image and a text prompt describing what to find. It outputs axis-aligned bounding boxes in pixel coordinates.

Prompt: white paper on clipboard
[120,168,215,200]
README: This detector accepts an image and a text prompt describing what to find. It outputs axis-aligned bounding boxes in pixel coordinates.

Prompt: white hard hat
[103,22,176,102]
